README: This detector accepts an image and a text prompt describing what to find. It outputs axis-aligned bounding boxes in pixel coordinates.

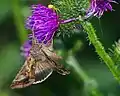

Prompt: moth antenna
[31,27,39,45]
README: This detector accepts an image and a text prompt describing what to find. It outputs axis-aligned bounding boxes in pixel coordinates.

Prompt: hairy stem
[81,21,120,83]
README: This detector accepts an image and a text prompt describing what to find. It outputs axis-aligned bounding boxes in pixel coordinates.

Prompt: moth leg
[56,64,70,75]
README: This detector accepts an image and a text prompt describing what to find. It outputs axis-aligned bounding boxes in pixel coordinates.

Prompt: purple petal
[85,0,117,18]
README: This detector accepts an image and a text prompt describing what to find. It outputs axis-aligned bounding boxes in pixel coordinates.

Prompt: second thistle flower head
[85,0,117,18]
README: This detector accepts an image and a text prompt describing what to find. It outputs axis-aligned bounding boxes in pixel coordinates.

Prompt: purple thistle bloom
[21,4,76,57]
[26,4,60,44]
[20,40,32,57]
[85,0,117,18]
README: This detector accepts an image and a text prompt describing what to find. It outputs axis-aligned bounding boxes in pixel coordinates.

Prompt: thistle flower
[20,40,32,57]
[21,4,76,57]
[25,4,59,44]
[85,0,117,18]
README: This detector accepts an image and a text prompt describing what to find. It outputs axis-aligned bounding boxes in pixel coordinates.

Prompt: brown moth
[10,37,70,89]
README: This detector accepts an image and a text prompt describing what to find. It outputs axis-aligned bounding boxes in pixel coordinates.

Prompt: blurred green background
[0,0,120,96]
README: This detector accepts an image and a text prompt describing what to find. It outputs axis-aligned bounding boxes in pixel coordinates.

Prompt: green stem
[66,52,102,96]
[12,0,27,44]
[66,54,89,82]
[81,21,120,83]
[64,40,103,96]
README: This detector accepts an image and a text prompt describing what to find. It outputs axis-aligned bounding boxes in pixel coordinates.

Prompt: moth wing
[41,48,70,76]
[10,56,35,89]
[33,60,54,84]
[11,79,35,89]
[43,48,70,75]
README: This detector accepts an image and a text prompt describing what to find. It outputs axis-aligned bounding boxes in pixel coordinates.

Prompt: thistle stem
[60,18,77,24]
[81,21,120,83]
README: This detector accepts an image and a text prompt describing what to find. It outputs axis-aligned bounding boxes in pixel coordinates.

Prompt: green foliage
[52,0,120,87]
[81,21,120,83]
[51,0,89,18]
[52,0,120,95]
[12,0,27,44]
[51,0,89,36]
[0,0,120,96]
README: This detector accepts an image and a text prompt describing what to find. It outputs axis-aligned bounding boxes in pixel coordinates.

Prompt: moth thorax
[33,54,46,62]
[31,49,46,62]
[30,44,41,53]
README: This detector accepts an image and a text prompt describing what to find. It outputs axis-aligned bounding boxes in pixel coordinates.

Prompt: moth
[10,37,70,89]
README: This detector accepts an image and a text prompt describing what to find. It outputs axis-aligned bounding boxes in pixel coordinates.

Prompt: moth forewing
[33,61,53,84]
[41,47,70,75]
[10,39,54,88]
[11,78,35,89]
[11,38,70,89]
[10,56,36,89]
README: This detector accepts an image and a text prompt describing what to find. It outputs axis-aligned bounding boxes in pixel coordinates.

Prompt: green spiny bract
[51,0,89,37]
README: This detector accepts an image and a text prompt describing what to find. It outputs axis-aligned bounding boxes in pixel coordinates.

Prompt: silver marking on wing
[33,61,54,84]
